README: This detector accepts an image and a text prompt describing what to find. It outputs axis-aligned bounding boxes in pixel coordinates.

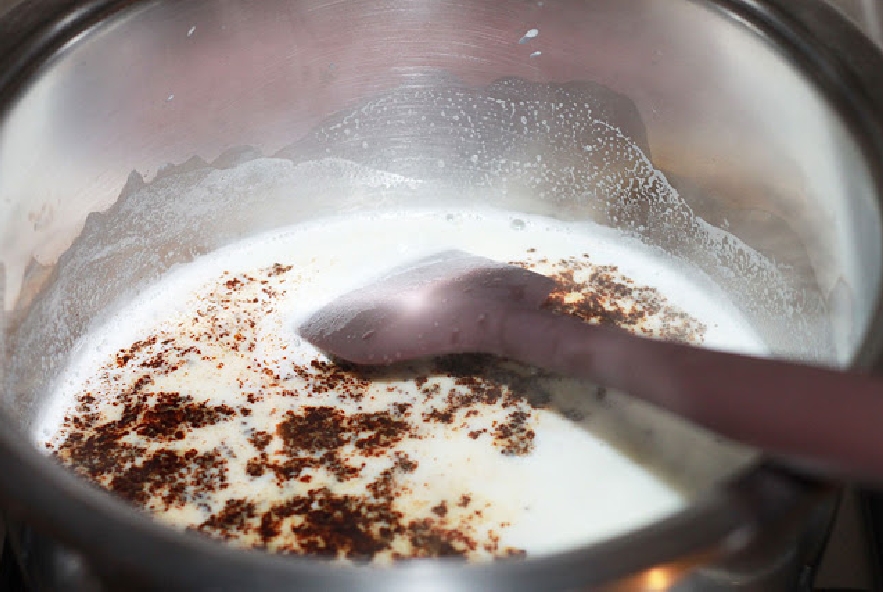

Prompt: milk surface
[42,208,766,561]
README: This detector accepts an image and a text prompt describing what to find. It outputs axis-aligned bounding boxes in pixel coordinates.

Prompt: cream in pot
[41,198,764,561]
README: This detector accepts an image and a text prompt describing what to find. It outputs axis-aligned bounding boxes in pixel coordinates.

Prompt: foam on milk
[41,207,767,560]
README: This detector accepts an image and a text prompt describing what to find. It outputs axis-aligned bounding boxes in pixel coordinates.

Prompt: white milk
[41,208,766,562]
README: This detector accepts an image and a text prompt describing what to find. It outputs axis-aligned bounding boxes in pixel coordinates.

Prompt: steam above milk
[42,208,766,561]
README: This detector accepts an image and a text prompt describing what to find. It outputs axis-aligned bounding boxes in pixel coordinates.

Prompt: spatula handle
[495,309,883,483]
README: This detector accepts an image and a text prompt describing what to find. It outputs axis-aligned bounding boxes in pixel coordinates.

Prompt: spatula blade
[299,250,557,364]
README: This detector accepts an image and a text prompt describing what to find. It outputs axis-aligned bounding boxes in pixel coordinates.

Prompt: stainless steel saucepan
[2,0,883,590]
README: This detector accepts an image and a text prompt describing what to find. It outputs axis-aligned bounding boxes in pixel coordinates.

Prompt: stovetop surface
[0,539,23,592]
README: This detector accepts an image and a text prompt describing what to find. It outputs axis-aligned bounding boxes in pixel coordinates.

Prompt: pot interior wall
[0,0,881,518]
